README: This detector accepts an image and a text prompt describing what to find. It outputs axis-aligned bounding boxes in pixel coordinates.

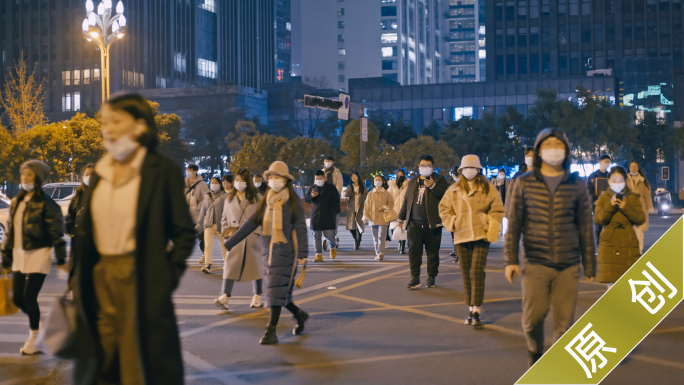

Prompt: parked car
[0,199,9,245]
[43,182,81,216]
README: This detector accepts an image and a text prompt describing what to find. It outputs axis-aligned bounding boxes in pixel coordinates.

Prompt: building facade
[0,0,285,122]
[444,0,486,83]
[292,0,444,92]
[485,0,684,122]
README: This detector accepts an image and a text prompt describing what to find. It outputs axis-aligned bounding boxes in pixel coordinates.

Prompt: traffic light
[302,95,343,111]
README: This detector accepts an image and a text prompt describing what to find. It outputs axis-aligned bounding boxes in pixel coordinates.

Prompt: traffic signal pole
[360,104,366,164]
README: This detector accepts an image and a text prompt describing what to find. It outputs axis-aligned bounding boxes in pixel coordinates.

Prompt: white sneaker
[214,294,229,310]
[250,294,263,308]
[198,256,205,264]
[374,253,384,261]
[20,332,40,355]
[201,264,211,274]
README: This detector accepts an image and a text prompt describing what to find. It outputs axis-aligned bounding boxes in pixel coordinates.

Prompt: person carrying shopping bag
[216,168,264,310]
[345,172,367,250]
[224,161,309,345]
[439,155,505,329]
[363,175,396,261]
[196,177,228,274]
[1,160,68,355]
[595,166,646,289]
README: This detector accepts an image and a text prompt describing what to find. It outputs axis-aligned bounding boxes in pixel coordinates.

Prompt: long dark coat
[595,190,645,283]
[345,185,367,231]
[307,182,340,231]
[225,194,308,307]
[71,151,196,385]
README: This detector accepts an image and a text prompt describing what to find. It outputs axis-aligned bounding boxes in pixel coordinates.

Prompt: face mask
[525,156,534,168]
[21,182,35,191]
[419,166,433,177]
[540,149,565,167]
[374,181,383,189]
[210,183,221,192]
[234,181,247,191]
[269,179,285,192]
[103,134,140,162]
[324,162,333,169]
[610,182,625,194]
[461,168,478,181]
[253,180,262,187]
[315,180,325,187]
[498,174,505,181]
[397,175,406,183]
[453,176,461,183]
[83,176,91,186]
[187,171,196,179]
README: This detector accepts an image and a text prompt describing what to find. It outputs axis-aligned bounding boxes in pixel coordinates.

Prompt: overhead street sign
[338,93,350,120]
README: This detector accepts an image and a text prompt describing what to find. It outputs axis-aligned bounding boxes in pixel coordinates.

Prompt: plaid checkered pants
[455,239,490,306]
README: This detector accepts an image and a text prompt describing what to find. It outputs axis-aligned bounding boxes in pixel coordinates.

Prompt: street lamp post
[82,0,127,102]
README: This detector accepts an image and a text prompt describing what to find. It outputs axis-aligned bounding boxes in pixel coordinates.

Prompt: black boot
[473,312,483,330]
[259,324,278,345]
[293,310,310,335]
[528,352,542,367]
[354,234,361,250]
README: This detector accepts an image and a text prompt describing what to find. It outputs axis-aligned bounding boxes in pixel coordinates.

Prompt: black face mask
[397,175,406,185]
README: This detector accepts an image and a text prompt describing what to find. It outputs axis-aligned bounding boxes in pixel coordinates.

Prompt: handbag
[42,289,77,358]
[0,273,19,316]
[382,208,398,223]
[391,226,408,241]
[221,227,238,238]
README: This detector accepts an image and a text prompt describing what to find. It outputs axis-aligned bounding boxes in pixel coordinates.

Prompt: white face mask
[540,149,565,167]
[269,179,285,192]
[315,180,325,187]
[610,182,625,194]
[103,134,141,162]
[374,181,383,189]
[419,166,433,177]
[324,161,333,169]
[498,174,505,180]
[234,181,247,191]
[210,183,221,192]
[525,156,534,168]
[461,168,478,181]
[253,180,262,187]
[21,182,35,191]
[83,176,91,186]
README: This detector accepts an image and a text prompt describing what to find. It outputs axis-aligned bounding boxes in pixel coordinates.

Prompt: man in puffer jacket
[504,127,596,368]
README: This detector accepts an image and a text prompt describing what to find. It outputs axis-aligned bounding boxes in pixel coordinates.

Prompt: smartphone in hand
[615,193,624,201]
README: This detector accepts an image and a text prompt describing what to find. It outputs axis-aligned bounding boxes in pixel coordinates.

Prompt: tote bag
[42,290,77,358]
[0,273,19,316]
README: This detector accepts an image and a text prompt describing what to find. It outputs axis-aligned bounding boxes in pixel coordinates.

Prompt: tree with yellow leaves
[0,54,47,133]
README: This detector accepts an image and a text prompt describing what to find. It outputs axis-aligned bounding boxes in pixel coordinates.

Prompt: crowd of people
[0,93,655,383]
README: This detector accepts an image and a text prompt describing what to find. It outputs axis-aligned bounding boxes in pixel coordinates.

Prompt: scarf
[325,167,334,184]
[263,188,290,244]
[628,174,644,191]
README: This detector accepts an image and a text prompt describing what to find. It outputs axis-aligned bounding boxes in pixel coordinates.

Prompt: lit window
[94,68,100,81]
[74,92,81,111]
[382,46,397,57]
[198,58,217,78]
[381,19,398,30]
[381,33,398,43]
[62,93,71,111]
[84,69,91,84]
[62,70,70,86]
[74,70,80,85]
[199,0,216,13]
[338,48,346,55]
[286,22,291,31]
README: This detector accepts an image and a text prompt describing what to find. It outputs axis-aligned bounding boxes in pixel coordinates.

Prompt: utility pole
[360,104,367,165]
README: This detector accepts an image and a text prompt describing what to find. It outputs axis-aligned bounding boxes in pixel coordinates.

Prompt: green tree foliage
[420,120,442,141]
[358,140,400,179]
[340,119,380,173]
[279,136,337,185]
[230,133,289,174]
[396,136,458,176]
[376,117,417,146]
[635,112,675,184]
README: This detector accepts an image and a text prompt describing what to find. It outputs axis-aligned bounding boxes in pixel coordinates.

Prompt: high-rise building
[292,0,444,92]
[0,0,285,120]
[444,0,486,83]
[485,0,683,122]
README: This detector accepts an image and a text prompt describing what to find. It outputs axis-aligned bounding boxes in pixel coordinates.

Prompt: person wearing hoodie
[504,128,596,367]
[389,169,410,254]
[439,155,505,329]
[216,168,264,310]
[627,161,652,253]
[307,170,341,262]
[595,166,645,289]
[224,161,309,345]
[345,172,368,250]
[195,177,228,274]
[1,160,68,355]
[363,175,395,261]
[185,164,210,263]
[398,155,450,289]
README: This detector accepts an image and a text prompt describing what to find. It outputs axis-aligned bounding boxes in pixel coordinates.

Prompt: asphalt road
[1,215,683,385]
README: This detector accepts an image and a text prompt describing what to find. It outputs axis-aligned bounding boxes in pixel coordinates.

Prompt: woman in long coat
[196,177,228,274]
[72,94,196,385]
[345,172,367,250]
[216,168,264,310]
[595,166,646,287]
[224,161,309,345]
[627,161,652,253]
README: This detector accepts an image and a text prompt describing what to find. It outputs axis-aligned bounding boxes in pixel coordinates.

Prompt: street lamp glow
[117,34,124,39]
[104,0,112,9]
[116,1,124,14]
[90,31,99,38]
[88,13,97,25]
[119,15,126,27]
[112,20,120,33]
[82,19,90,32]
[86,0,94,12]
[97,2,105,15]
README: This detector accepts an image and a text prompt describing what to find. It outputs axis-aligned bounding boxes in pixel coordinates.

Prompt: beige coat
[220,194,263,281]
[627,174,652,231]
[390,183,409,230]
[363,188,395,225]
[439,181,505,244]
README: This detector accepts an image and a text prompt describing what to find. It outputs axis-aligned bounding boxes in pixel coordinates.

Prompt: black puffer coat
[1,189,67,268]
[66,186,86,237]
[504,128,596,277]
[306,182,340,231]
